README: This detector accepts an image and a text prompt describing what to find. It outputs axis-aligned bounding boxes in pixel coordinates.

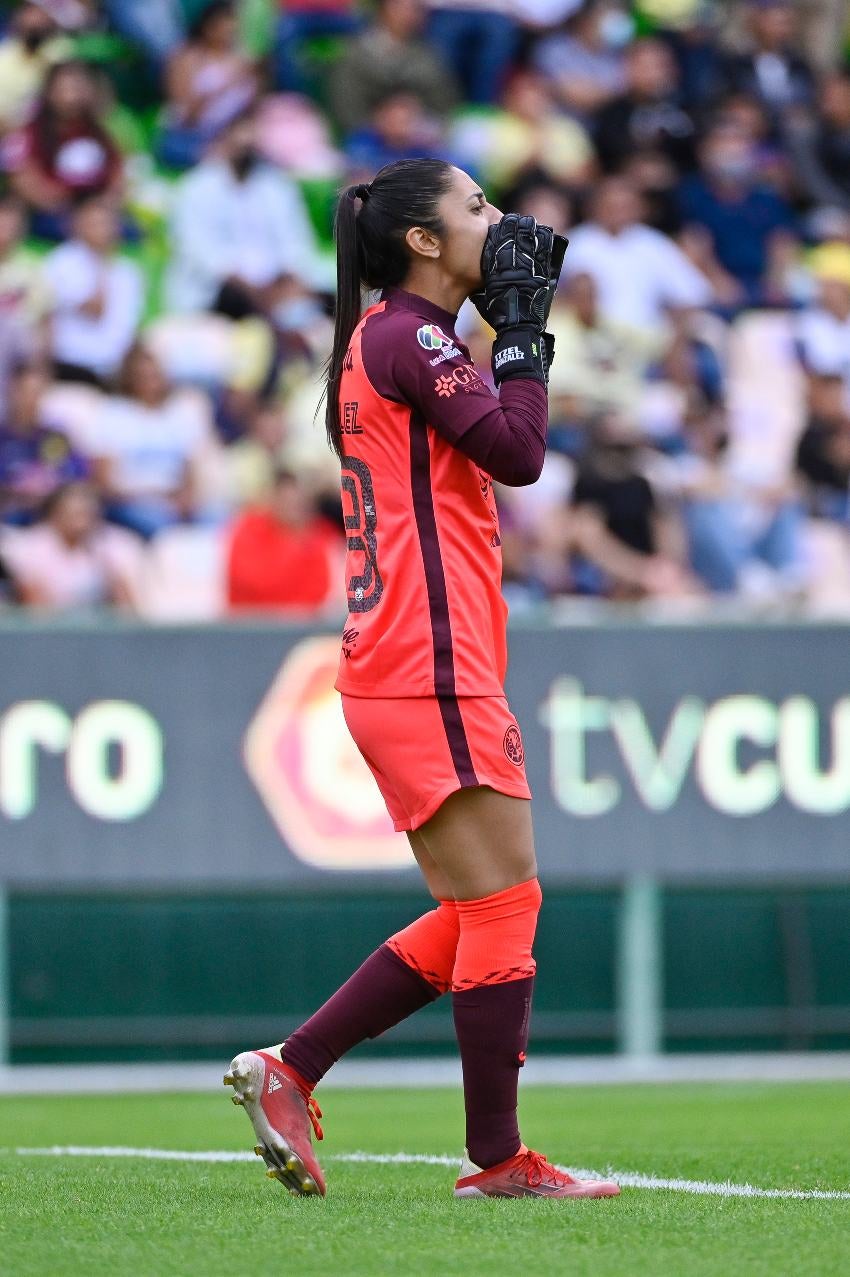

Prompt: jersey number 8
[341,455,384,613]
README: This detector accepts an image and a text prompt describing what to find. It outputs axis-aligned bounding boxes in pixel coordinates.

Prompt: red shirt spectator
[226,469,340,613]
[4,60,122,229]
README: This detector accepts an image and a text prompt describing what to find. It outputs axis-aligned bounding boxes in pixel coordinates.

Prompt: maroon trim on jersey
[381,286,458,329]
[409,407,478,788]
[362,291,548,488]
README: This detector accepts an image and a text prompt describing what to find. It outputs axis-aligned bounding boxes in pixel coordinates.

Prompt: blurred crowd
[2,0,850,617]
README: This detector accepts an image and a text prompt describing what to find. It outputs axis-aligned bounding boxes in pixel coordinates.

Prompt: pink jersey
[334,287,547,702]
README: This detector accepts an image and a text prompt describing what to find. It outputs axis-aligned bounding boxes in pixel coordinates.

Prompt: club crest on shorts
[503,724,524,766]
[417,323,449,350]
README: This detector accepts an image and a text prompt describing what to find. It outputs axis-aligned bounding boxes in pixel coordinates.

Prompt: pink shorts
[341,694,531,832]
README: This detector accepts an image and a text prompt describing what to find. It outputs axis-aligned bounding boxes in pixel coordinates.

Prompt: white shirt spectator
[796,307,850,391]
[0,520,141,609]
[43,241,144,378]
[89,388,215,498]
[565,222,713,331]
[165,159,328,313]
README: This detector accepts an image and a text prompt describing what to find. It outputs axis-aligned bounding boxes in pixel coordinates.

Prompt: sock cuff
[385,899,461,994]
[452,878,541,992]
[455,877,542,919]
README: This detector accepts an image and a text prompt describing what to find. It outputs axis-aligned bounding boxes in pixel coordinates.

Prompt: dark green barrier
[9,888,850,1063]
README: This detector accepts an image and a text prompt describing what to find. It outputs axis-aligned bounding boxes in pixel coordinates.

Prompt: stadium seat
[725,311,806,487]
[41,382,106,455]
[136,523,227,621]
[800,519,850,613]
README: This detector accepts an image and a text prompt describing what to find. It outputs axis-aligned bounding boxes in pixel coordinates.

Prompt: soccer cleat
[224,1044,326,1196]
[454,1147,620,1199]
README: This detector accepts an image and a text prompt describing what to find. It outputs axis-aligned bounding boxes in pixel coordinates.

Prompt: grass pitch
[1,1081,848,1276]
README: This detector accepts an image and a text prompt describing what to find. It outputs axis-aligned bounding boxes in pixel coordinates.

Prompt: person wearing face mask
[532,0,633,121]
[164,107,330,332]
[0,2,74,131]
[677,121,797,302]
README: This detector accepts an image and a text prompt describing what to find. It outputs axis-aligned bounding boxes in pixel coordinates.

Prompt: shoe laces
[305,1094,324,1141]
[523,1149,566,1188]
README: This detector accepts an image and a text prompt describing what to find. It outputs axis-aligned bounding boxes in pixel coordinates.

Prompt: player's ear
[405,225,440,260]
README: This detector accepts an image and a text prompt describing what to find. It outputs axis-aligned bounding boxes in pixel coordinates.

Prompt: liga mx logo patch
[503,724,524,767]
[417,323,449,350]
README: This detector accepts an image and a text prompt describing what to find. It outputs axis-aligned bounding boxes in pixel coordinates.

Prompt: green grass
[1,1083,848,1276]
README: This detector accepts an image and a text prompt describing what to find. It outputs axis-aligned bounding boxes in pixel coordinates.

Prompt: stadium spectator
[657,1,727,111]
[89,342,220,539]
[344,91,450,174]
[254,92,344,177]
[505,172,574,236]
[0,194,52,408]
[224,400,291,508]
[424,1,521,106]
[328,0,459,132]
[568,410,698,598]
[796,244,850,397]
[677,121,797,302]
[272,0,362,95]
[795,373,850,522]
[0,0,74,130]
[450,69,596,195]
[668,400,805,596]
[787,71,850,214]
[3,60,124,240]
[43,194,144,385]
[101,0,186,72]
[226,467,340,613]
[720,0,814,118]
[547,271,664,424]
[165,109,328,331]
[592,37,696,175]
[567,175,712,331]
[0,362,89,522]
[0,479,141,610]
[159,0,261,170]
[532,0,631,121]
[795,0,850,74]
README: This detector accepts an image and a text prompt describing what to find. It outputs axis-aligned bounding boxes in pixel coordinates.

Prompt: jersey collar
[381,286,459,332]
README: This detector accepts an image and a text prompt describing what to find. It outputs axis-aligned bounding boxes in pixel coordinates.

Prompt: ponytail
[323,158,454,459]
[325,188,364,459]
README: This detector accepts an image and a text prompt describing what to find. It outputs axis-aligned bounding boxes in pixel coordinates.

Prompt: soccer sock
[451,877,542,1170]
[281,900,460,1088]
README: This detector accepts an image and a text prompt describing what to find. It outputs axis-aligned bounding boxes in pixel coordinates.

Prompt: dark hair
[33,61,116,183]
[117,340,167,398]
[324,157,453,459]
[190,1,235,41]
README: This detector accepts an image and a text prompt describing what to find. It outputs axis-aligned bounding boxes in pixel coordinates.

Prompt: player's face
[436,167,501,295]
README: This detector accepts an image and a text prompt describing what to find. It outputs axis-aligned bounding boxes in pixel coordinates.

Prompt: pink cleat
[454,1147,620,1199]
[224,1045,326,1196]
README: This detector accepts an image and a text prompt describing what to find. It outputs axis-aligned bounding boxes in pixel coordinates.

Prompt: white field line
[10,1146,850,1201]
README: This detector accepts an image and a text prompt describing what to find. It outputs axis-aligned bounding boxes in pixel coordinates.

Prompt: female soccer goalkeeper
[225,158,619,1202]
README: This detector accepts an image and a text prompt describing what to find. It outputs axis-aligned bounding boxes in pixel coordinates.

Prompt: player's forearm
[455,379,548,487]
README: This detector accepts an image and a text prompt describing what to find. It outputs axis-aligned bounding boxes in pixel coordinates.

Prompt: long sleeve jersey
[334,286,548,699]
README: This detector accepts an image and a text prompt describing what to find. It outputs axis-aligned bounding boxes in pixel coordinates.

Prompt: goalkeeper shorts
[341,693,531,832]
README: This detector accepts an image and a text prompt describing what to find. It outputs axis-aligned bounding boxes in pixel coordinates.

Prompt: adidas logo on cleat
[268,1074,283,1094]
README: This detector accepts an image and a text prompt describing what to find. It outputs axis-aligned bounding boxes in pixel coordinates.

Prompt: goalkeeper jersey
[334,286,547,699]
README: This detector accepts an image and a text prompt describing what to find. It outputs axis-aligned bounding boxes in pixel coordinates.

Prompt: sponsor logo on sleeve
[433,364,486,397]
[417,322,462,364]
[417,323,449,350]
